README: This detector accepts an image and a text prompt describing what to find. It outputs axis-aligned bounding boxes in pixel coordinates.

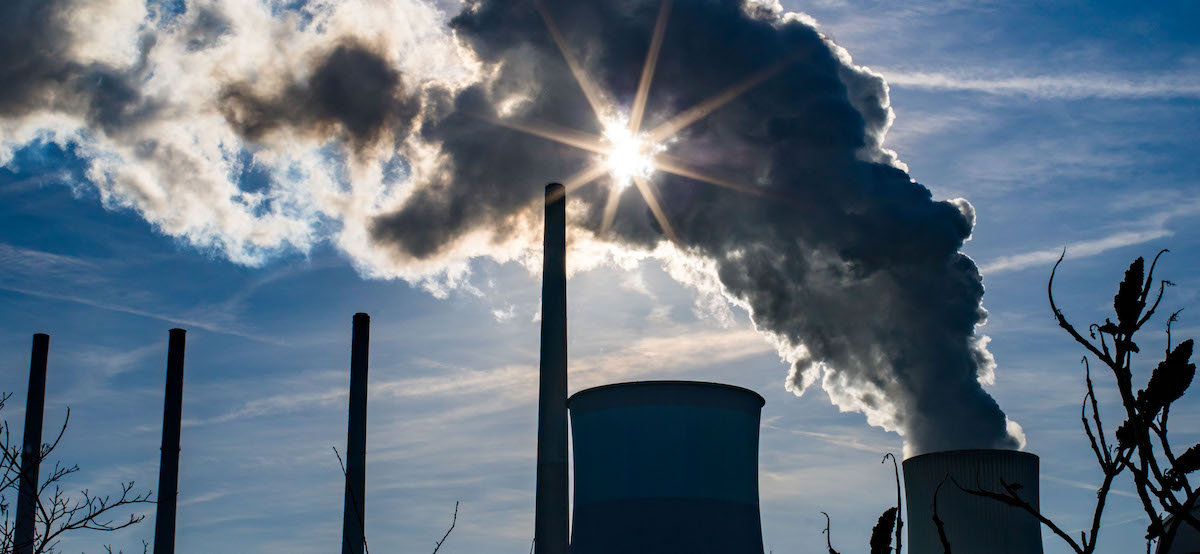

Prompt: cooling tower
[568,381,766,554]
[903,449,1043,554]
[1157,506,1200,554]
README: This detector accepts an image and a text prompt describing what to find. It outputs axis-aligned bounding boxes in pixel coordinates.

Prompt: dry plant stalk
[956,250,1198,554]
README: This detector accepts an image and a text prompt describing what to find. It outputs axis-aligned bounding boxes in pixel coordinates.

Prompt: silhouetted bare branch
[882,452,903,554]
[332,445,369,554]
[1006,250,1200,553]
[1,402,151,554]
[931,478,950,554]
[818,511,841,554]
[430,502,458,554]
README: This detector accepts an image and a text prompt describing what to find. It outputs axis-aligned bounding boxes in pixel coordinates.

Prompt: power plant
[568,381,766,554]
[530,183,1051,554]
[530,185,769,553]
[1,182,1130,553]
[903,449,1043,554]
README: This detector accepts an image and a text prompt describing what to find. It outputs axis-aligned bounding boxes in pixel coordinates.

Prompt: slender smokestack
[153,328,187,554]
[13,333,49,554]
[534,183,568,554]
[341,313,370,554]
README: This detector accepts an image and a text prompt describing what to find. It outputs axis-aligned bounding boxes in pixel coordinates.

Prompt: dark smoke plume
[0,0,1023,454]
[220,40,420,152]
[372,0,1022,454]
[0,0,159,136]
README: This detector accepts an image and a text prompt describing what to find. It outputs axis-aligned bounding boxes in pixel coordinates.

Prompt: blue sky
[1,1,1199,553]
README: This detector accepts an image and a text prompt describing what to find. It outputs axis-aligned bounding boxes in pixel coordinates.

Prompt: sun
[600,118,663,190]
[481,0,798,241]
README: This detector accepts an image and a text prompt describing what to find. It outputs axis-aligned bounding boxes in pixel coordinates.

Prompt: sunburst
[495,0,800,242]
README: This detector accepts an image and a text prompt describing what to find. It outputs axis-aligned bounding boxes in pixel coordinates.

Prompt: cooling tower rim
[903,448,1039,464]
[568,380,765,408]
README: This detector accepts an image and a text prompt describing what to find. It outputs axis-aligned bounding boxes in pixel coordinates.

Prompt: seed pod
[1173,443,1200,475]
[1114,257,1146,333]
[870,507,897,554]
[1138,339,1195,417]
[1116,420,1136,449]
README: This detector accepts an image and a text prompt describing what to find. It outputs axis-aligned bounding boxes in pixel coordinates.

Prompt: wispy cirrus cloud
[880,69,1200,99]
[187,324,773,428]
[978,200,1200,275]
[978,229,1171,275]
[0,242,283,342]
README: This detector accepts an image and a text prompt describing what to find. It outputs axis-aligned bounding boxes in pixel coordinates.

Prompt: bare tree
[955,251,1198,553]
[0,395,153,554]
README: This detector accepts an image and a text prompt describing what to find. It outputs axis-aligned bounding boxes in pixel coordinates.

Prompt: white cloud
[880,69,1200,99]
[2,0,475,272]
[978,200,1200,275]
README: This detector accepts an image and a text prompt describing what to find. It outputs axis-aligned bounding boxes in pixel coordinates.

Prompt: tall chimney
[341,313,370,554]
[153,329,187,554]
[13,333,49,554]
[534,183,569,554]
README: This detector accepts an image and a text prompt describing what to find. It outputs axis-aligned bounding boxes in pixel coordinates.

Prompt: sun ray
[508,2,802,237]
[559,162,610,196]
[599,184,623,236]
[632,175,678,243]
[534,0,612,124]
[544,162,606,205]
[646,52,804,143]
[477,114,607,155]
[628,0,672,134]
[652,153,790,202]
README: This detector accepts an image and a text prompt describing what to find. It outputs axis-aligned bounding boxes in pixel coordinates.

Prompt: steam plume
[0,0,1023,454]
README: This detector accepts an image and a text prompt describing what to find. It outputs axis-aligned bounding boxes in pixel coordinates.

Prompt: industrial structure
[530,184,768,553]
[342,313,371,554]
[0,182,1084,554]
[153,329,188,554]
[568,381,766,554]
[903,449,1043,554]
[14,334,49,554]
[1157,505,1200,554]
[534,182,570,554]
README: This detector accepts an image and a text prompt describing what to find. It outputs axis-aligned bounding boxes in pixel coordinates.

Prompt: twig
[333,446,369,554]
[883,452,903,554]
[819,511,840,554]
[431,502,458,554]
[931,477,951,554]
[955,477,1083,553]
[1048,250,1112,365]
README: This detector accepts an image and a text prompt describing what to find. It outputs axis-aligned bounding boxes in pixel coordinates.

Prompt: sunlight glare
[601,119,663,189]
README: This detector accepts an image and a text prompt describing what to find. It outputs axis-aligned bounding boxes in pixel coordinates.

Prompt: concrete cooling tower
[903,449,1043,554]
[567,381,766,554]
[1157,506,1200,554]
